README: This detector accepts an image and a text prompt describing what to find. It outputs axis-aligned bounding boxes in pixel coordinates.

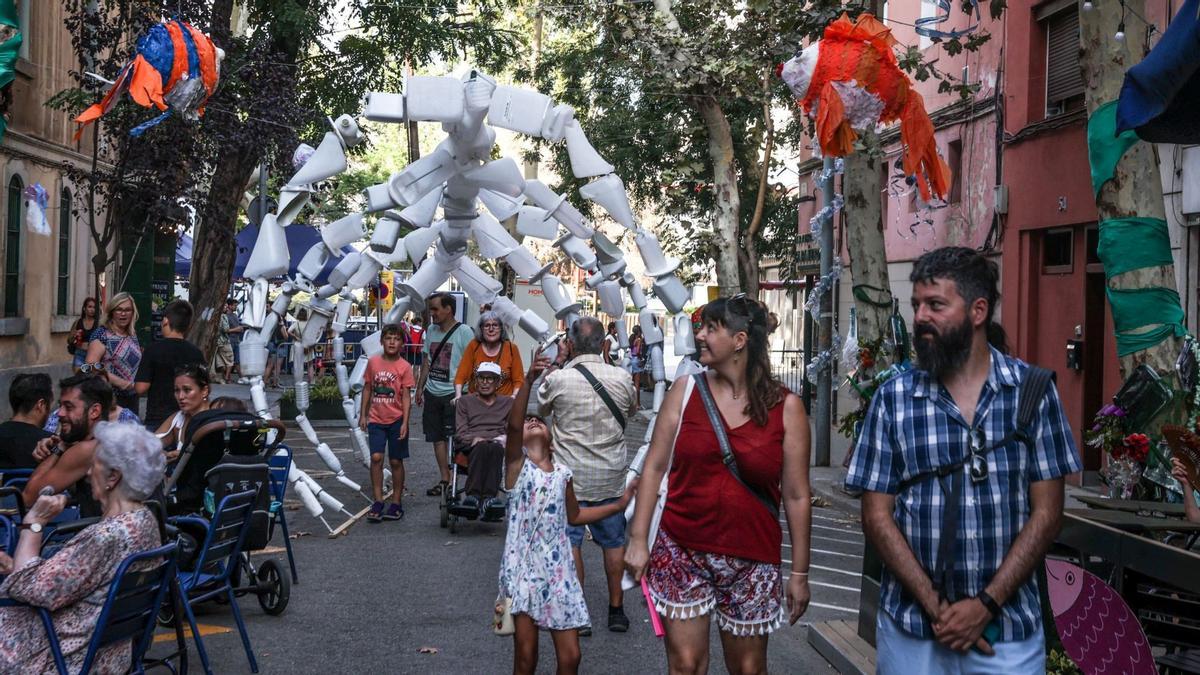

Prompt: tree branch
[745,65,775,245]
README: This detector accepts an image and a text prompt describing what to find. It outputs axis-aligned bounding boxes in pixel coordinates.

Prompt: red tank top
[659,388,786,564]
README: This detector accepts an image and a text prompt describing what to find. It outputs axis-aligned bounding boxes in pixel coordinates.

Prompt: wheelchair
[438,436,507,534]
[159,411,293,627]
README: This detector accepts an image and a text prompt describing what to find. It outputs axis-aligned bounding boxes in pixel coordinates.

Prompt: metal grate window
[58,188,71,315]
[5,176,21,317]
[1045,8,1085,115]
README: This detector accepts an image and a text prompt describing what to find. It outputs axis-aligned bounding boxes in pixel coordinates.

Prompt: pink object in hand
[642,578,664,638]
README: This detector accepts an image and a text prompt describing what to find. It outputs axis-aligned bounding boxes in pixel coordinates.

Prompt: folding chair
[34,542,178,675]
[267,444,299,585]
[172,489,260,675]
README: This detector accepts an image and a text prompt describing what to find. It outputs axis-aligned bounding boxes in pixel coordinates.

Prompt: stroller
[438,436,507,534]
[161,410,293,620]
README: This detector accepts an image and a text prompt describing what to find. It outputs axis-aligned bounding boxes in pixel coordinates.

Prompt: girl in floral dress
[500,353,636,675]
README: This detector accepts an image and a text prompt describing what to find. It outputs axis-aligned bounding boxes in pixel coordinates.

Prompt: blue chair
[0,472,31,513]
[173,489,260,675]
[267,444,299,585]
[35,542,178,675]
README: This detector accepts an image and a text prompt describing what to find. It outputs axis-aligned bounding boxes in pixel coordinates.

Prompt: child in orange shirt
[360,324,415,522]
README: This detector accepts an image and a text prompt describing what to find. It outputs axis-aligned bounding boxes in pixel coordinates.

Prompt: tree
[1078,0,1182,378]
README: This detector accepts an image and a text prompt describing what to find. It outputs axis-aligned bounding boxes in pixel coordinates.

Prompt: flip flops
[383,503,404,520]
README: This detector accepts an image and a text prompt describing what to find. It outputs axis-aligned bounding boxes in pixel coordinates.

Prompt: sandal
[366,501,385,523]
[426,481,448,497]
[383,503,404,520]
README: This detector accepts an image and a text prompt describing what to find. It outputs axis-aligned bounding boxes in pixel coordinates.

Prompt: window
[4,176,22,317]
[1042,3,1085,116]
[58,187,71,315]
[1043,228,1074,274]
[919,0,939,49]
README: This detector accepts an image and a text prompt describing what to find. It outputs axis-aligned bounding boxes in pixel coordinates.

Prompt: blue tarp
[1116,0,1200,143]
[174,224,351,283]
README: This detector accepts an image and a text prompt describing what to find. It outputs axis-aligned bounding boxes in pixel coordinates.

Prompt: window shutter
[1046,10,1085,108]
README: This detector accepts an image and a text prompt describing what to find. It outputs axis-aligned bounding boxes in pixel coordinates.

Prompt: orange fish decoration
[74,18,223,140]
[780,13,951,202]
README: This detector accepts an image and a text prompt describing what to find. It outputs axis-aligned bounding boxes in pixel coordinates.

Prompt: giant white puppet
[236,71,696,533]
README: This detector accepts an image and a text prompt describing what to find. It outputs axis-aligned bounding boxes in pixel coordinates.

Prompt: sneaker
[383,503,404,520]
[578,625,592,637]
[366,501,385,523]
[608,607,629,633]
[481,496,506,522]
[459,495,480,511]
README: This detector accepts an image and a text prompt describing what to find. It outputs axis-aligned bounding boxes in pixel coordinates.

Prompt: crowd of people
[4,245,1199,673]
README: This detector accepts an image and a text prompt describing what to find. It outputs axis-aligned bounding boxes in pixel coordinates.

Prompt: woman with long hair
[84,292,142,411]
[627,324,646,409]
[625,295,812,674]
[454,311,525,397]
[68,297,100,371]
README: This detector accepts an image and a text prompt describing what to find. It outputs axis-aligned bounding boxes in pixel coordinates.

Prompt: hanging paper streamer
[804,259,843,323]
[22,183,49,236]
[915,0,981,39]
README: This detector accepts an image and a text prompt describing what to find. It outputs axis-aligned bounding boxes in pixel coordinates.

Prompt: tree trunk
[1079,0,1179,378]
[842,136,893,360]
[693,93,744,296]
[187,147,259,359]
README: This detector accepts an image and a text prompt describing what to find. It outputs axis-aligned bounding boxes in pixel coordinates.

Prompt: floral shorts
[646,530,783,636]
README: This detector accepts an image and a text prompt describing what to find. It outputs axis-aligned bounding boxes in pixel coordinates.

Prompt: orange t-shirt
[453,339,525,396]
[365,355,415,425]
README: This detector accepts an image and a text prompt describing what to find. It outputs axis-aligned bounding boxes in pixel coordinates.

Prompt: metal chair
[267,444,299,585]
[35,542,179,675]
[172,489,260,675]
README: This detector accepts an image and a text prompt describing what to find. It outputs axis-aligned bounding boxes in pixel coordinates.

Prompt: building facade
[0,2,110,417]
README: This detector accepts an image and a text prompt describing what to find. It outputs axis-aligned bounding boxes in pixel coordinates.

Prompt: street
[147,388,862,673]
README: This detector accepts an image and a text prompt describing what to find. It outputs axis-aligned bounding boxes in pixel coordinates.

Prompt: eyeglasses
[967,427,989,483]
[79,363,106,374]
[482,323,501,329]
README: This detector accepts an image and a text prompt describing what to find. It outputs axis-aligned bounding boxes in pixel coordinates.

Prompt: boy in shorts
[360,323,415,522]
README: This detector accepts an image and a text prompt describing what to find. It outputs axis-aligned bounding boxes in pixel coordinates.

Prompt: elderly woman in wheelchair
[0,422,164,673]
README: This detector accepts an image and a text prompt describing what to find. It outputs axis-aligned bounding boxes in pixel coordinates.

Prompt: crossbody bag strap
[428,323,461,367]
[574,364,626,430]
[692,373,780,521]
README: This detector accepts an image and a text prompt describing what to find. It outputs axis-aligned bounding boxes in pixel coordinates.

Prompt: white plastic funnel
[471,213,519,259]
[477,188,525,221]
[579,174,635,230]
[515,205,558,240]
[404,76,465,123]
[243,214,290,280]
[288,131,347,187]
[321,213,365,256]
[564,120,614,178]
[451,258,502,304]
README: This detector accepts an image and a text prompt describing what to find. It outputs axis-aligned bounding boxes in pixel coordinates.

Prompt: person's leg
[585,504,628,622]
[387,418,409,509]
[367,423,387,506]
[663,613,712,675]
[874,610,945,675]
[434,440,450,483]
[602,547,625,608]
[423,394,451,491]
[512,614,539,675]
[469,441,504,498]
[548,628,581,675]
[718,633,769,675]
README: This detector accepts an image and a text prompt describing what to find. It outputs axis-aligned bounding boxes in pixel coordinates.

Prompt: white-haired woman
[0,422,165,673]
[85,292,143,411]
[454,311,525,397]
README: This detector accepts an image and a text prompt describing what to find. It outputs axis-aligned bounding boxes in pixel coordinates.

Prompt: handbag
[493,596,515,636]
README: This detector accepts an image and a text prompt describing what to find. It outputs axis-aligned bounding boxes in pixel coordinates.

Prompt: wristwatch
[19,522,44,533]
[976,590,1002,617]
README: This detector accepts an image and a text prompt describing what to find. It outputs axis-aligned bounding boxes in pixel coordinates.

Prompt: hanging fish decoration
[74,18,224,140]
[780,13,951,202]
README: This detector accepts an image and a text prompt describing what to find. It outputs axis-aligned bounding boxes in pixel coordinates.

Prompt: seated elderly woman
[0,422,165,673]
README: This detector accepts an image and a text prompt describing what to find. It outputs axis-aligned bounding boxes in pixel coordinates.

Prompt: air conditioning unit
[1045,104,1064,117]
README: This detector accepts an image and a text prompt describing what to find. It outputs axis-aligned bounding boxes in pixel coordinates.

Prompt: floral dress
[90,326,142,409]
[0,509,161,674]
[497,458,589,631]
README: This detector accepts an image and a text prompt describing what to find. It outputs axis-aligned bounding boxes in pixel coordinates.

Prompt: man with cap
[453,361,513,520]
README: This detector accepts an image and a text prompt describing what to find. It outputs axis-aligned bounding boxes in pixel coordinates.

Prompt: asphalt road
[147,389,860,674]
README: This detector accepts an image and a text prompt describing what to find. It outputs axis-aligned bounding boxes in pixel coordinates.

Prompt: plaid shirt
[846,347,1081,641]
[537,354,636,501]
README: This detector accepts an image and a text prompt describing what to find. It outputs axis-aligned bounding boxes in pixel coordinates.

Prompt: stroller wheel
[449,514,458,534]
[257,560,290,616]
[157,599,177,627]
[439,501,449,529]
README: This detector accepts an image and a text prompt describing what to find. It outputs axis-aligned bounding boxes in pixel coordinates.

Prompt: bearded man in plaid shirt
[847,247,1081,672]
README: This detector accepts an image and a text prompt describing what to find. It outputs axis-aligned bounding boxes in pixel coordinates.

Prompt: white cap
[475,362,502,377]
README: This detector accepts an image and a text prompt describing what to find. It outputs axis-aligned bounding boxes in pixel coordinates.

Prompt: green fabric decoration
[852,283,893,308]
[0,0,23,141]
[1088,100,1141,197]
[1097,217,1173,277]
[1087,102,1188,357]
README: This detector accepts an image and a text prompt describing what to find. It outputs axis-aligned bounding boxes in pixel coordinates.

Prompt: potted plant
[279,376,346,420]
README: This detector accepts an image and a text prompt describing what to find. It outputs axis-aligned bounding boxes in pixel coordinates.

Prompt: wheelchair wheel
[157,599,177,627]
[257,559,290,616]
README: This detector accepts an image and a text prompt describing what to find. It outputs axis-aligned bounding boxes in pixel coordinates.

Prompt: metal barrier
[771,348,807,394]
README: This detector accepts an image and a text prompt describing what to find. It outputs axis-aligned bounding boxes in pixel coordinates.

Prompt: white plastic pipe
[295,414,320,445]
[314,442,344,474]
[250,383,270,418]
[348,356,369,395]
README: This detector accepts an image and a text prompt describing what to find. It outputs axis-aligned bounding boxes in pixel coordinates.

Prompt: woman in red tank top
[625,296,813,673]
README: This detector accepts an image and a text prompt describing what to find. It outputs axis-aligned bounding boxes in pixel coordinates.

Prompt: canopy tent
[175,224,352,283]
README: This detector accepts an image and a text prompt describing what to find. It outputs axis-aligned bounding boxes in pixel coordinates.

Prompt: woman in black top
[69,297,99,371]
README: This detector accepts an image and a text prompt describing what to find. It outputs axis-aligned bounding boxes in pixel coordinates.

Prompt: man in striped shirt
[847,248,1080,672]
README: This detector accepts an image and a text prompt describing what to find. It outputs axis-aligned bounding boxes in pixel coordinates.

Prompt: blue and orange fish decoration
[74,18,223,140]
